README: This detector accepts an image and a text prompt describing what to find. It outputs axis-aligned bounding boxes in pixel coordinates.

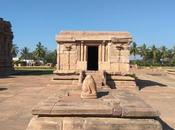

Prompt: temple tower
[0,18,13,75]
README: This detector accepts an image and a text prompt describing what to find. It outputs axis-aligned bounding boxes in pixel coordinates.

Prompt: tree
[150,45,159,65]
[130,42,138,63]
[11,44,19,58]
[45,50,57,65]
[138,43,148,62]
[160,46,168,64]
[33,42,47,60]
[20,47,32,60]
[170,46,175,65]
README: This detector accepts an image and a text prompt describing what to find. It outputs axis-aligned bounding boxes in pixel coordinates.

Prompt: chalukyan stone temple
[53,31,136,89]
[26,31,162,130]
[0,18,13,75]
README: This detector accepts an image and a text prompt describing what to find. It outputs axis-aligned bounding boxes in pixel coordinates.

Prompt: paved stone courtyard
[0,69,175,130]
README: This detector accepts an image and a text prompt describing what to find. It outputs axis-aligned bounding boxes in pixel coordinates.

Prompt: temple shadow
[12,70,53,76]
[157,118,174,130]
[97,91,109,98]
[0,76,15,79]
[106,75,117,89]
[0,87,8,91]
[136,78,167,90]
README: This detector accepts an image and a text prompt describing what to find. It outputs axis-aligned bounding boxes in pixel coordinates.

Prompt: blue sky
[0,0,175,51]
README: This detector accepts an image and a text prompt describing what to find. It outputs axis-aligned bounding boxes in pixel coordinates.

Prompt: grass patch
[13,66,55,76]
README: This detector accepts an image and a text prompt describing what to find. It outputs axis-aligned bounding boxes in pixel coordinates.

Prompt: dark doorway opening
[87,46,98,70]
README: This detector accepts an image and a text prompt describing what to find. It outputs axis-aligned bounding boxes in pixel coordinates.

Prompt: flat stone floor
[0,69,175,130]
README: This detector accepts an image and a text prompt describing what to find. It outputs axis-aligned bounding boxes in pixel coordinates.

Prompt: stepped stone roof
[56,31,132,43]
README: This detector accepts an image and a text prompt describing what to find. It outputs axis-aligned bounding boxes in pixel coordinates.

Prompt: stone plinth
[27,89,162,130]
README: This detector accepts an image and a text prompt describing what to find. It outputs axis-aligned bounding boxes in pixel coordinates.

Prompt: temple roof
[56,31,132,43]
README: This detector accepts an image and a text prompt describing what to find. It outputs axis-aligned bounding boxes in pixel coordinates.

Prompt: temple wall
[0,18,13,74]
[56,41,130,73]
[55,31,131,74]
[57,43,78,71]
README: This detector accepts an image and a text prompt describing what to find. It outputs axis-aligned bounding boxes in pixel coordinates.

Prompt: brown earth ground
[0,69,175,130]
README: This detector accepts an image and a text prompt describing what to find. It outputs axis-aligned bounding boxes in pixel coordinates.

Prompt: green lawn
[13,66,55,76]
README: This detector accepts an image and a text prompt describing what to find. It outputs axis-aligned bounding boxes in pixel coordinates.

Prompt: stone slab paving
[0,75,62,130]
[0,69,175,130]
[32,89,158,118]
[134,69,175,130]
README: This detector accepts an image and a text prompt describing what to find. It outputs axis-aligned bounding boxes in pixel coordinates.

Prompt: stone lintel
[56,31,132,43]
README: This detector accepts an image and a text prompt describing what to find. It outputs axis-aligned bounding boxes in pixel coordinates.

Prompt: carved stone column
[84,45,87,61]
[102,41,105,62]
[77,43,81,61]
[81,41,84,62]
[99,44,102,62]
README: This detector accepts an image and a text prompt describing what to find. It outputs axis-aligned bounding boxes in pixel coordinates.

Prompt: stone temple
[53,31,136,89]
[0,18,13,75]
[26,31,162,130]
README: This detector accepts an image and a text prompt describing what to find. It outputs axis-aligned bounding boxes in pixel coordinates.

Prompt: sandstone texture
[0,18,13,75]
[27,88,162,130]
[53,31,136,89]
[81,75,97,99]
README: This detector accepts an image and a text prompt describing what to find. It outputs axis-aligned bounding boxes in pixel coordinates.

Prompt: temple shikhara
[54,31,136,89]
[0,18,13,75]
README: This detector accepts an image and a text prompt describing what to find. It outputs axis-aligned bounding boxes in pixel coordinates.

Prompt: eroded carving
[81,75,97,99]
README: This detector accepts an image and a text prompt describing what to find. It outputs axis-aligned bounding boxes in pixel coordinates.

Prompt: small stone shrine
[26,31,162,130]
[53,31,136,89]
[0,18,13,75]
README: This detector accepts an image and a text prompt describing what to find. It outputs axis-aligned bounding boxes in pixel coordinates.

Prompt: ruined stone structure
[0,18,13,75]
[26,31,162,130]
[54,31,136,89]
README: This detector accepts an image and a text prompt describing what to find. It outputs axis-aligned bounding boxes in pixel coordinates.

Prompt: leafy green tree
[33,42,47,60]
[160,46,168,64]
[138,44,148,62]
[170,46,175,65]
[11,44,19,58]
[130,42,138,63]
[150,45,159,65]
[20,47,32,60]
[45,50,57,64]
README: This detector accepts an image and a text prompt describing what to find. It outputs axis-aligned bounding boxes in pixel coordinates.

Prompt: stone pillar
[77,43,81,61]
[81,42,84,61]
[106,43,108,62]
[99,44,102,62]
[102,41,105,62]
[57,45,60,70]
[84,45,87,61]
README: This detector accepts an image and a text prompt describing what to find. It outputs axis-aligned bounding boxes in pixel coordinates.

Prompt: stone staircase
[85,71,104,88]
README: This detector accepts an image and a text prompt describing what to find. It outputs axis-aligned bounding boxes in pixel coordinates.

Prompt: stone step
[53,75,79,80]
[85,71,103,87]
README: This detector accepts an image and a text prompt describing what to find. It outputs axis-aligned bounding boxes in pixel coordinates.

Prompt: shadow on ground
[0,87,8,91]
[158,118,174,130]
[11,70,53,76]
[136,78,167,90]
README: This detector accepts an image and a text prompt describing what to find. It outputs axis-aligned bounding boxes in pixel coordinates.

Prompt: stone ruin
[0,18,13,75]
[26,31,162,130]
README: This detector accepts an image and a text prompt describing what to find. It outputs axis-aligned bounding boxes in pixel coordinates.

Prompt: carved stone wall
[55,31,132,73]
[0,18,13,74]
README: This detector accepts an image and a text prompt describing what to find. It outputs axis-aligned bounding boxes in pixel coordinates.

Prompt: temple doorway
[87,46,98,70]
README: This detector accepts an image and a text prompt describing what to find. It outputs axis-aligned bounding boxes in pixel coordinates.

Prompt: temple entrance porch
[87,46,98,70]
